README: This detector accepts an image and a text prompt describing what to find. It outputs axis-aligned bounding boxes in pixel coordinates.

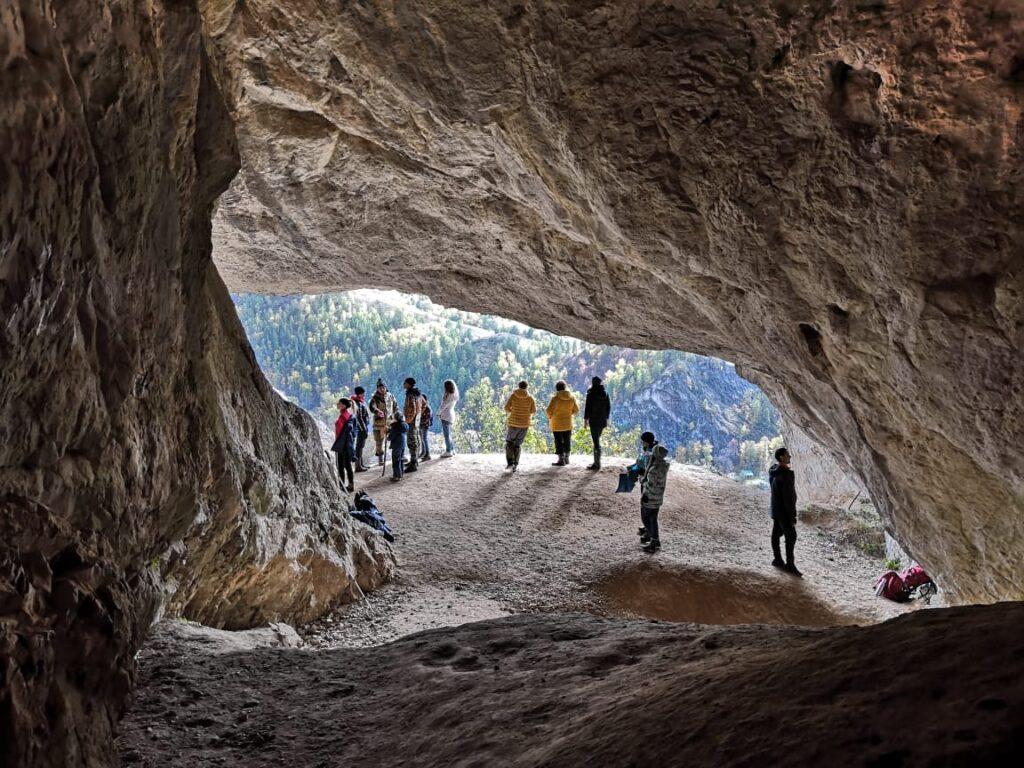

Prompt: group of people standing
[332,378,460,488]
[332,374,802,572]
[501,376,612,471]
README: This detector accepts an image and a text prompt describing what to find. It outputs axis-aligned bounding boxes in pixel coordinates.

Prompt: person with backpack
[351,385,371,471]
[438,379,459,457]
[545,380,579,466]
[503,380,536,472]
[388,413,409,482]
[369,379,398,467]
[419,392,434,461]
[403,377,423,473]
[639,444,670,552]
[331,397,357,493]
[768,447,801,577]
[583,376,611,470]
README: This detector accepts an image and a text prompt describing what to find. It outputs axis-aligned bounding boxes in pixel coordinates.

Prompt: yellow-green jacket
[504,389,537,428]
[545,390,580,432]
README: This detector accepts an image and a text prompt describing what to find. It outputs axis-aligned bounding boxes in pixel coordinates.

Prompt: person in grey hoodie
[639,443,670,553]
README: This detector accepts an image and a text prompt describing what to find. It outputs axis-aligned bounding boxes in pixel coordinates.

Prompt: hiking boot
[511,464,518,473]
[784,564,803,578]
[771,558,785,569]
[441,452,453,459]
[346,484,355,493]
[640,534,650,545]
[405,463,418,473]
[642,540,661,553]
[390,477,401,483]
[638,527,647,538]
[552,455,565,466]
[586,463,600,470]
[564,454,570,465]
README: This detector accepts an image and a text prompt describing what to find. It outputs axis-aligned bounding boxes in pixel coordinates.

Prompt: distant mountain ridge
[233,291,780,474]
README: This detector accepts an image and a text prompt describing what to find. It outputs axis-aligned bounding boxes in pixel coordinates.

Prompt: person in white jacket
[437,379,460,457]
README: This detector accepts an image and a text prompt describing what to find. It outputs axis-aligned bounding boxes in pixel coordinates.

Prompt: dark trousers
[421,426,431,458]
[590,424,605,460]
[641,505,660,543]
[355,430,368,467]
[553,430,571,456]
[771,518,797,564]
[336,453,354,489]
[391,446,405,479]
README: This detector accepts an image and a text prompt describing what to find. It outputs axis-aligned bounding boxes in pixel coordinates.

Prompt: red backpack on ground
[874,564,937,603]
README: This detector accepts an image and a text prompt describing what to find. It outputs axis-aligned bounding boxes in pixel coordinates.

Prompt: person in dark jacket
[768,447,801,577]
[351,386,371,472]
[388,414,409,482]
[332,397,357,493]
[583,376,611,470]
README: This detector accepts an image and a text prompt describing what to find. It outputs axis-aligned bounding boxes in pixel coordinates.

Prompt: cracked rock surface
[203,0,1024,603]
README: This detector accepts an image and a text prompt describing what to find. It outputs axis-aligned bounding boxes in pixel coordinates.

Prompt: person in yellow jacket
[503,380,536,472]
[546,380,580,466]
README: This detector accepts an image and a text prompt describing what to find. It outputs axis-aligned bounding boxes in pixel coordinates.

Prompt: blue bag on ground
[350,491,395,542]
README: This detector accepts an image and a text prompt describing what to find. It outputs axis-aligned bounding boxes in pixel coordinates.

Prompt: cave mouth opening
[223,287,897,647]
[230,288,787,483]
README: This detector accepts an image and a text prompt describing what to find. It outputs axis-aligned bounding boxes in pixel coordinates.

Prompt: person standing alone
[546,380,579,466]
[369,379,398,467]
[503,380,536,472]
[403,377,423,473]
[583,376,611,470]
[768,447,802,577]
[438,380,459,457]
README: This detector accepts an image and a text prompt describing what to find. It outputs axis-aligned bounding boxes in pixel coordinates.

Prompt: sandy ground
[117,455,997,767]
[302,453,912,648]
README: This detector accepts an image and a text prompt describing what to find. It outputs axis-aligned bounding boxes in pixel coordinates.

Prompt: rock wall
[0,2,389,765]
[203,0,1024,602]
[781,420,866,510]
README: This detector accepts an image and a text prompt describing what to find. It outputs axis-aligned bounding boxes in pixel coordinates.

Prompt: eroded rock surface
[120,604,1024,767]
[203,0,1024,602]
[0,2,389,765]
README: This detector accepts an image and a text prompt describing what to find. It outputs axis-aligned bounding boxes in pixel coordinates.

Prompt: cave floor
[302,454,911,648]
[119,456,1012,767]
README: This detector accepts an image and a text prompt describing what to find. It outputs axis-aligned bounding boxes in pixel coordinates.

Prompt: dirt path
[302,453,912,648]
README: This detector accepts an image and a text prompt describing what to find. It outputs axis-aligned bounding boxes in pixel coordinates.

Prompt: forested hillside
[233,291,782,477]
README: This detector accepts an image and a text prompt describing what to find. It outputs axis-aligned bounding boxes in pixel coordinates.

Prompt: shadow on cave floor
[298,453,915,648]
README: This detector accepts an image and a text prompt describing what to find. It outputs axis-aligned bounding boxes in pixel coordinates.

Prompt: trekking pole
[381,440,387,478]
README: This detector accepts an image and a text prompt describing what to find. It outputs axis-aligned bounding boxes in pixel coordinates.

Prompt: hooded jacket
[546,390,580,432]
[640,444,670,507]
[583,384,611,428]
[504,388,537,429]
[768,463,798,522]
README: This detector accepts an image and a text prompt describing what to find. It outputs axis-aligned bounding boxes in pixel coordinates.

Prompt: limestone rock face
[203,0,1024,602]
[0,2,389,765]
[782,420,867,511]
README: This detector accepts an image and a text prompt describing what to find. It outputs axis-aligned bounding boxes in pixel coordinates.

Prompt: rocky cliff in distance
[0,2,389,765]
[203,0,1024,602]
